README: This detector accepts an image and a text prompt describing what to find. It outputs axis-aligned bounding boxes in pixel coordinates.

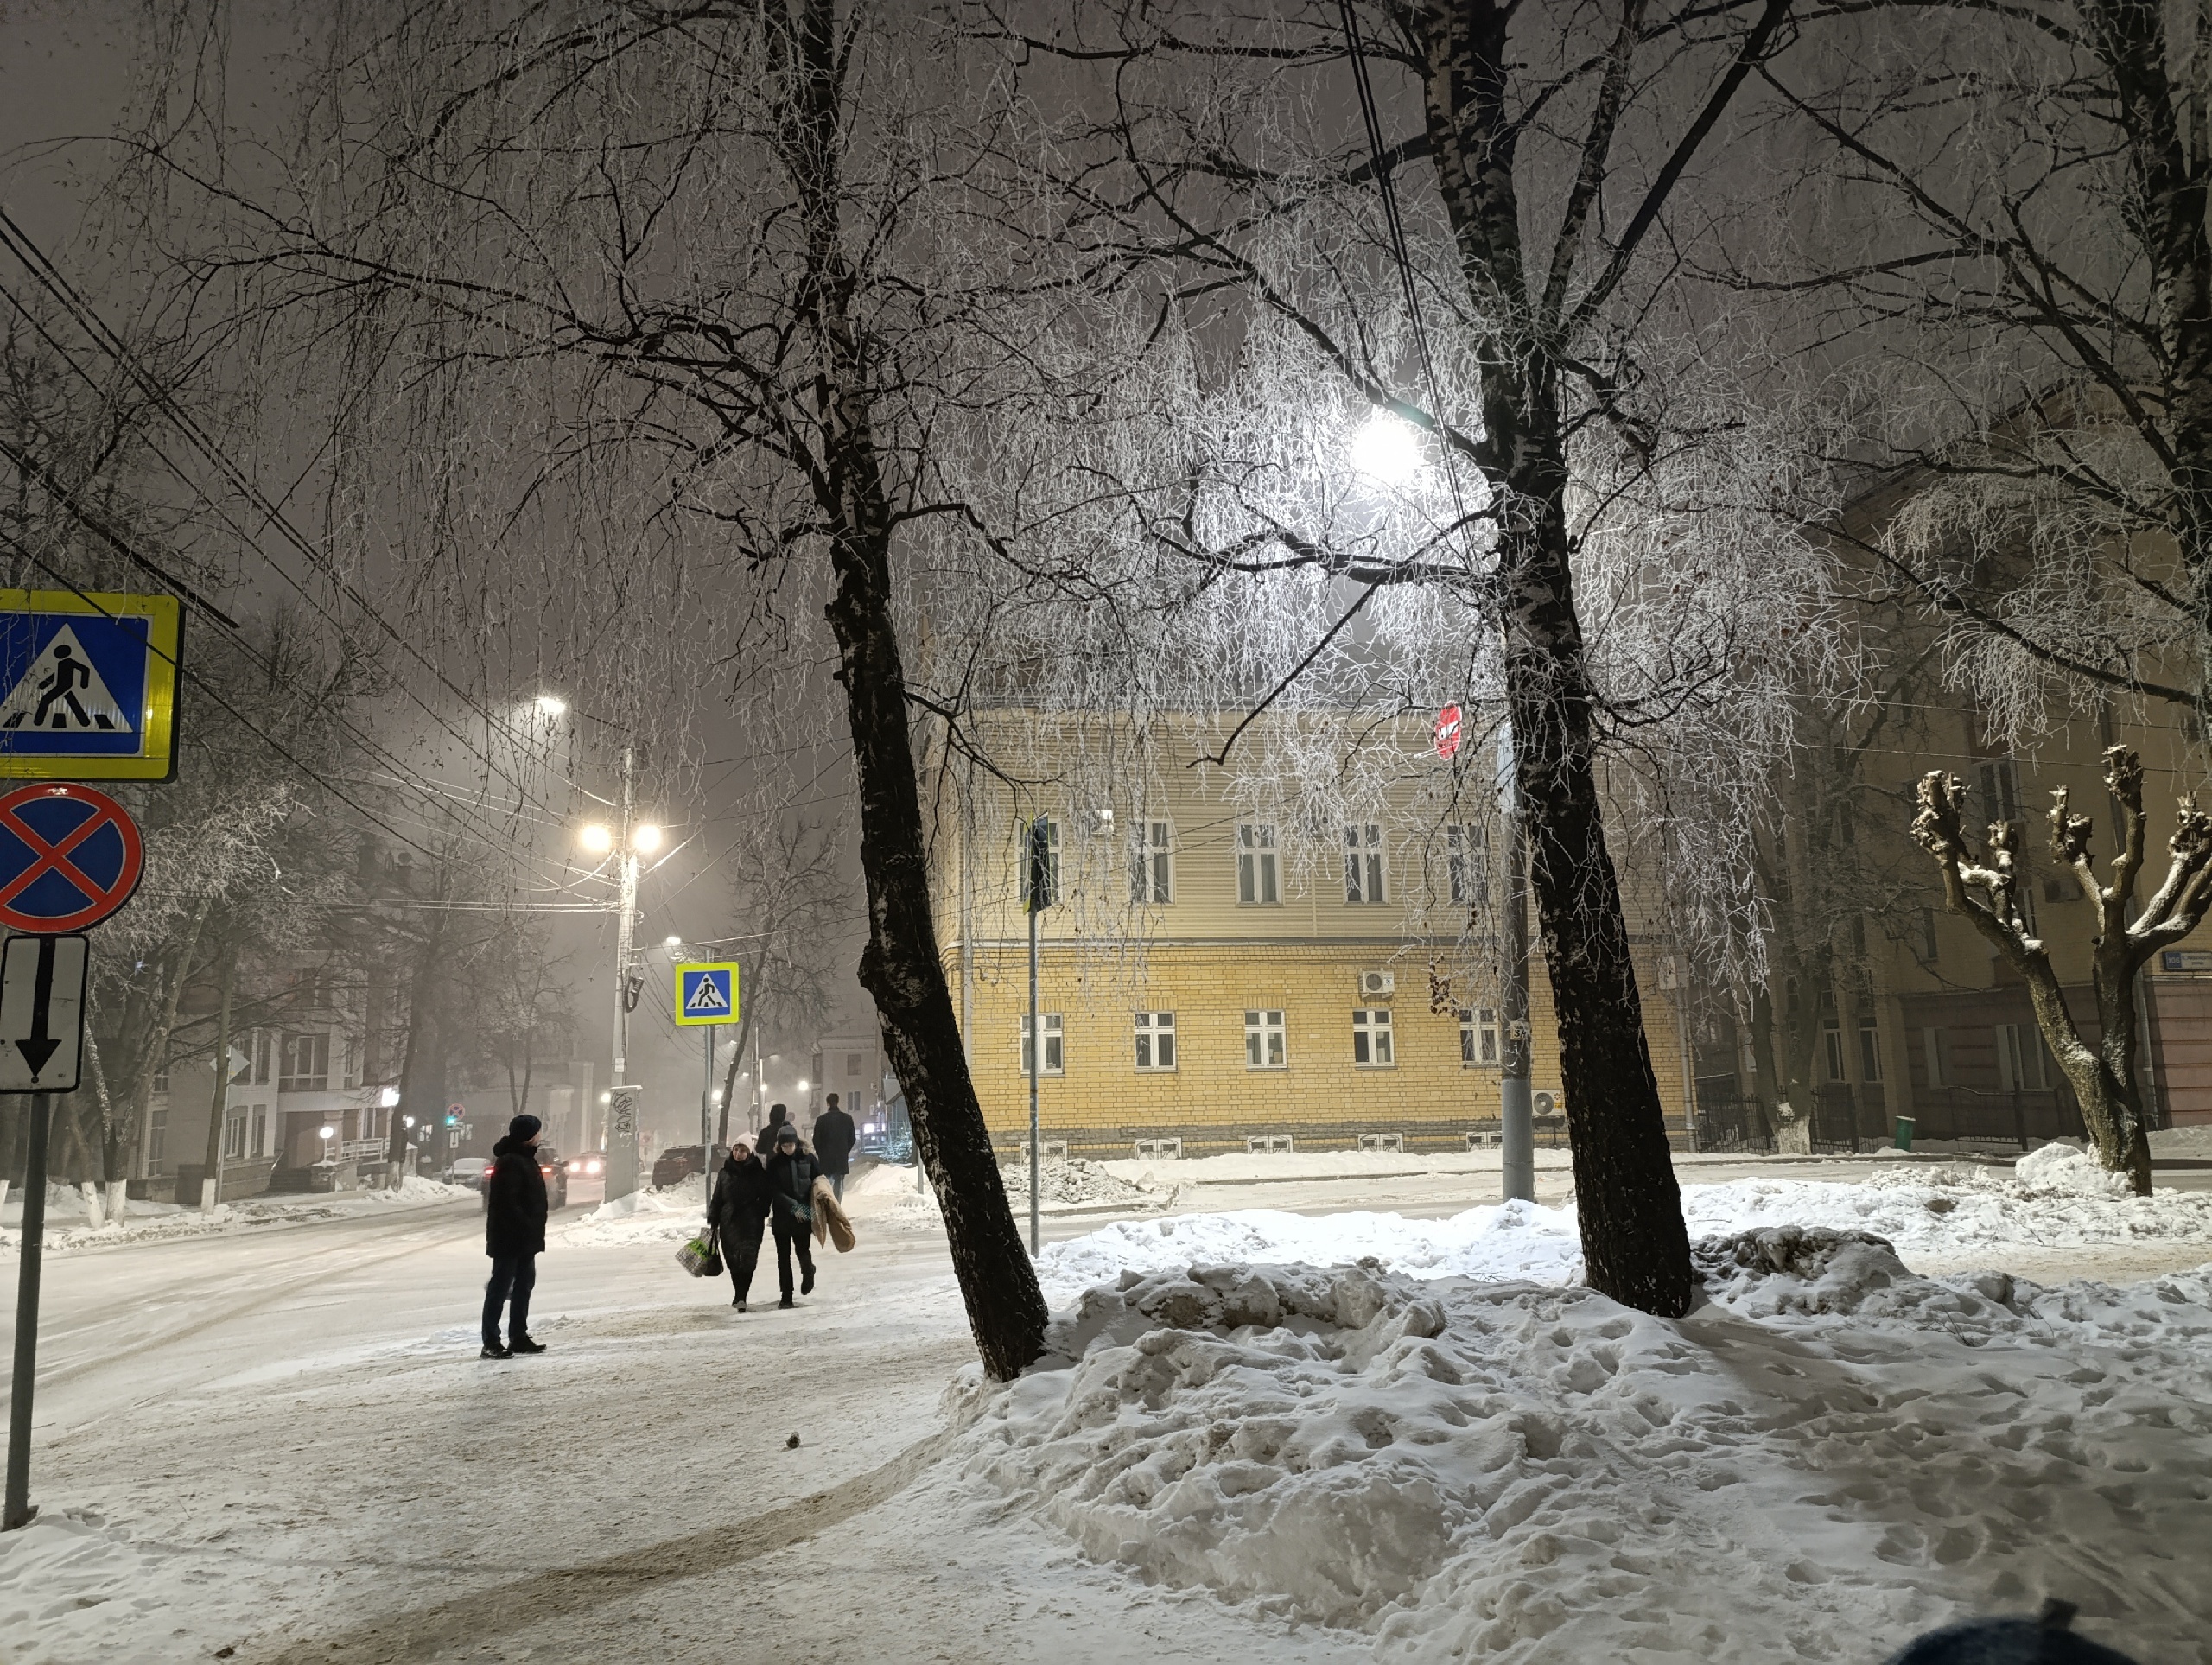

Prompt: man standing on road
[764,1124,820,1310]
[482,1114,549,1359]
[811,1092,856,1201]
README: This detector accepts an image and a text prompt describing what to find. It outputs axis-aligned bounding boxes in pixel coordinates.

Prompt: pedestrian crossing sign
[0,591,181,780]
[675,961,739,1026]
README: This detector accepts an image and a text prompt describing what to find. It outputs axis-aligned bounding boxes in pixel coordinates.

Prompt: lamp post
[580,744,660,1204]
[317,1125,336,1166]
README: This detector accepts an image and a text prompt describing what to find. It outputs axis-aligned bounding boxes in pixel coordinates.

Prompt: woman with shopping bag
[707,1138,772,1311]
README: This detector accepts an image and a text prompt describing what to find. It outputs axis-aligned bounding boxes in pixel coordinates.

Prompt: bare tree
[714,816,848,1144]
[1911,747,2212,1192]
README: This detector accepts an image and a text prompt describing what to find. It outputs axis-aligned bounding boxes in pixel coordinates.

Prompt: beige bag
[811,1176,857,1253]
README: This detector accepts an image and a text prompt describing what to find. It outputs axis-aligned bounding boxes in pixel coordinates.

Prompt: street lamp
[634,823,664,855]
[664,934,683,950]
[317,1125,336,1164]
[532,694,568,718]
[1350,410,1422,485]
[579,823,613,855]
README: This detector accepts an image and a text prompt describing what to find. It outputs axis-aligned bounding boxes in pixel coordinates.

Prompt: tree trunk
[788,0,1046,1377]
[2089,948,2154,1194]
[200,948,238,1211]
[389,908,448,1180]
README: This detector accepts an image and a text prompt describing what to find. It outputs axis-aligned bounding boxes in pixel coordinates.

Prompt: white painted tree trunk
[1773,1103,1813,1156]
[200,1176,219,1212]
[0,1177,11,1212]
[104,1179,128,1225]
[80,1179,105,1228]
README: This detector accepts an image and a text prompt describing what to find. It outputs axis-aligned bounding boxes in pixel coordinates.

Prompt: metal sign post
[1023,817,1054,1255]
[674,963,739,1180]
[4,1091,50,1530]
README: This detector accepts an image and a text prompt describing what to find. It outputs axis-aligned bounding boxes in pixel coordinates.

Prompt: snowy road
[3,1153,2209,1662]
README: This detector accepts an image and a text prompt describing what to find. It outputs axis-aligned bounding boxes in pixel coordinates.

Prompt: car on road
[564,1152,606,1180]
[476,1147,569,1211]
[442,1156,489,1191]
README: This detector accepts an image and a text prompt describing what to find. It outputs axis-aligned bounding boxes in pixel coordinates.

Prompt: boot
[508,1336,546,1355]
[778,1295,795,1309]
[801,1268,816,1296]
[480,1343,511,1359]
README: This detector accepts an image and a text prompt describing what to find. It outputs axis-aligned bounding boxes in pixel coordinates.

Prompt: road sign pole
[702,1026,713,1174]
[1497,720,1535,1204]
[4,1090,50,1531]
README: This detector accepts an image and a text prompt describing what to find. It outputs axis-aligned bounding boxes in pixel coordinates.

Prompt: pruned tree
[1910,746,2212,1192]
[715,815,848,1145]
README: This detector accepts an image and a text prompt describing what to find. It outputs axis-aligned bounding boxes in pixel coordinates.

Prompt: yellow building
[923,712,1698,1158]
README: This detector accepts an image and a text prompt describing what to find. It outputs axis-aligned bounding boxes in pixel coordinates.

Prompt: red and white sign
[0,782,143,934]
[1433,703,1464,761]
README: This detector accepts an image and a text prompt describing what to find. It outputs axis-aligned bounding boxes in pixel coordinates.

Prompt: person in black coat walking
[707,1138,772,1311]
[482,1115,550,1358]
[756,1103,791,1155]
[811,1093,857,1201]
[764,1124,821,1308]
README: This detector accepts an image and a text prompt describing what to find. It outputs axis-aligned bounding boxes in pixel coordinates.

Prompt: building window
[1922,1026,1947,1088]
[147,1109,166,1166]
[150,1058,170,1095]
[1344,823,1386,903]
[1134,1012,1176,1071]
[1130,818,1173,905]
[1996,1023,2046,1092]
[1352,1008,1395,1066]
[221,1109,249,1161]
[1236,823,1280,905]
[1244,1009,1287,1069]
[251,1104,270,1157]
[1446,824,1489,907]
[1979,758,2021,826]
[1459,1007,1499,1066]
[1858,1018,1883,1084]
[1917,908,1939,964]
[281,1033,331,1092]
[232,1032,273,1087]
[1822,1015,1847,1083]
[1020,1014,1065,1077]
[845,1052,863,1078]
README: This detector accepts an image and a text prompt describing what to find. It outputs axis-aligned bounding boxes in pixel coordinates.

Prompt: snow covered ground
[0,1174,477,1253]
[1,1143,2206,1662]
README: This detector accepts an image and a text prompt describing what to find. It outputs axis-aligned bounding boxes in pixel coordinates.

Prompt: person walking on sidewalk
[811,1093,856,1202]
[756,1103,792,1155]
[764,1124,820,1309]
[708,1137,771,1312]
[482,1115,550,1359]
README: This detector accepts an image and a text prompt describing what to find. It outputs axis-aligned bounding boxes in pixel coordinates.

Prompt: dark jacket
[485,1135,549,1258]
[756,1112,791,1153]
[764,1147,821,1224]
[810,1109,857,1176]
[708,1151,772,1233]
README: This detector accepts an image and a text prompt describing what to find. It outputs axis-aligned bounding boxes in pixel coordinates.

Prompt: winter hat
[776,1125,798,1146]
[508,1114,543,1143]
[1881,1603,2137,1665]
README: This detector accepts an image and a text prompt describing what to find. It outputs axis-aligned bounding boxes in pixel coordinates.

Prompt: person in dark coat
[707,1137,772,1311]
[811,1093,857,1201]
[763,1124,821,1308]
[481,1114,550,1358]
[756,1103,791,1155]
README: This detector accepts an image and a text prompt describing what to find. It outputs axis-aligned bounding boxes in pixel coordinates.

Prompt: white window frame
[1344,823,1386,904]
[1821,1014,1847,1083]
[1857,1017,1883,1084]
[1446,823,1489,907]
[1134,1012,1177,1071]
[1352,1007,1395,1067]
[1130,817,1173,906]
[1236,822,1280,905]
[1996,1022,2045,1092]
[221,1109,249,1161]
[1020,1014,1065,1077]
[1244,1008,1287,1070]
[1922,1026,1947,1088]
[281,1032,331,1093]
[1459,1007,1499,1066]
[251,1103,270,1158]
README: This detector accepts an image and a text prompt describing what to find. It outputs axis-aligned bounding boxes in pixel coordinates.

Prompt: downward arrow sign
[15,936,58,1079]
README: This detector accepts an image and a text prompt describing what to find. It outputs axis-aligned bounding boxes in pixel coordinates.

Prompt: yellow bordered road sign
[0,591,182,781]
[674,961,740,1026]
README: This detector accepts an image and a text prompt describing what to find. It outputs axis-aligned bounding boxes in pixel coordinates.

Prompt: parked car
[652,1145,706,1189]
[442,1156,489,1191]
[477,1147,569,1211]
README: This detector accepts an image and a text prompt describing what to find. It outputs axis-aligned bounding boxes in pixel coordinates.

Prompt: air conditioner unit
[1133,1136,1183,1160]
[1357,1132,1404,1153]
[1532,1090,1561,1118]
[1358,969,1395,998]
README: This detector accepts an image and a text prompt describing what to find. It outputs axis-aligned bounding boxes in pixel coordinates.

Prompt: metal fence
[1690,1082,2103,1155]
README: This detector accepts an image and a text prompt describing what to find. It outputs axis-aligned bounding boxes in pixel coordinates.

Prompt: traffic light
[444,1113,461,1128]
[1025,817,1056,912]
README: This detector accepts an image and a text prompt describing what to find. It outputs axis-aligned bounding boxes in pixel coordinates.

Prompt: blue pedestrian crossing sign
[674,961,739,1026]
[0,591,182,781]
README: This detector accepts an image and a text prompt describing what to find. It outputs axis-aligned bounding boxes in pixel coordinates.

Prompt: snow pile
[560,1173,709,1246]
[999,1155,1164,1211]
[842,1161,943,1226]
[363,1174,476,1205]
[0,1507,237,1661]
[1036,1201,1579,1306]
[1681,1152,2212,1254]
[964,1223,2212,1661]
[1102,1147,1536,1186]
[2151,1122,2212,1160]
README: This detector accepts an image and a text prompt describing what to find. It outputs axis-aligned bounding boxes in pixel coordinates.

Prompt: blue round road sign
[0,782,144,933]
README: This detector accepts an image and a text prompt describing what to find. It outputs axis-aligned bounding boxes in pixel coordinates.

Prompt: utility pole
[604,744,642,1202]
[1024,816,1052,1254]
[1498,721,1535,1204]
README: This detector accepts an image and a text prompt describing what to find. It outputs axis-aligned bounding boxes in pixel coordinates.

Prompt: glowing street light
[664,934,683,950]
[579,823,614,855]
[532,694,568,718]
[633,823,664,855]
[317,1125,336,1165]
[1350,410,1423,486]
